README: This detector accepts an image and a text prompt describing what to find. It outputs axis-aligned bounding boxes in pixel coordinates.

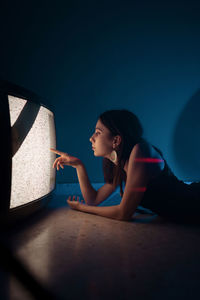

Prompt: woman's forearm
[76,164,97,205]
[78,203,124,221]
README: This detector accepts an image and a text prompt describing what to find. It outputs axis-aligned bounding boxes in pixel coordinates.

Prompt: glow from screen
[8,95,56,209]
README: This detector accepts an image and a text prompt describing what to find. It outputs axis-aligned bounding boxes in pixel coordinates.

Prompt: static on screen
[8,95,56,209]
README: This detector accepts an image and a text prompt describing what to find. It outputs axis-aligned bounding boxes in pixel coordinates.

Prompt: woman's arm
[50,149,98,205]
[76,163,97,205]
[67,196,124,220]
[67,143,158,221]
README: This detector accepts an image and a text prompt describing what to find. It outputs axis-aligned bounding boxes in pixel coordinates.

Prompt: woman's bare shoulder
[132,141,162,157]
[131,140,153,156]
[130,141,165,175]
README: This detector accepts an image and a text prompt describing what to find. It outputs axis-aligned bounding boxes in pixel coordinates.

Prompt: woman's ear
[114,135,122,147]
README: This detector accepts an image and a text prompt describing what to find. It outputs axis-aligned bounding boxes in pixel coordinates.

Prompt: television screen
[0,80,56,224]
[8,95,56,209]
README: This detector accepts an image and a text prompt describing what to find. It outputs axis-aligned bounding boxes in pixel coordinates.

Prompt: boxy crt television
[0,80,56,225]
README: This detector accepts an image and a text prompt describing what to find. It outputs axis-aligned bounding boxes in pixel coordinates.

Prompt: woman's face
[89,119,115,159]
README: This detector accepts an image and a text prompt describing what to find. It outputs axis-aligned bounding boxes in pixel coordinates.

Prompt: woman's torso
[126,141,200,219]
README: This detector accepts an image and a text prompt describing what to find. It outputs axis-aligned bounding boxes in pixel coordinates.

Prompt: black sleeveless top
[140,151,200,221]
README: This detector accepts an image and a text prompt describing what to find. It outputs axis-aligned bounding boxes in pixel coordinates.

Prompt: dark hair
[99,109,144,197]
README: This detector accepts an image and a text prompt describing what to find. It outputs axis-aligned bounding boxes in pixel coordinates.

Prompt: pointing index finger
[50,148,67,156]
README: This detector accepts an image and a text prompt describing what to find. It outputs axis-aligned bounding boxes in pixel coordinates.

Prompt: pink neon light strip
[134,158,164,163]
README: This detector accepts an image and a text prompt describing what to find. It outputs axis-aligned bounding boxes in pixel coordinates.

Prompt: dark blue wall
[1,1,200,183]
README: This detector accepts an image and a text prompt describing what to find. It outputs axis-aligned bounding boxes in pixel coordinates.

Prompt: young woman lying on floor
[50,109,200,223]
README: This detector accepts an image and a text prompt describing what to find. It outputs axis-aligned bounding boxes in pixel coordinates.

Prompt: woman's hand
[50,148,82,170]
[67,195,84,210]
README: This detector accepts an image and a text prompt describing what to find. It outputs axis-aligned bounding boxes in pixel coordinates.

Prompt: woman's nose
[90,133,96,142]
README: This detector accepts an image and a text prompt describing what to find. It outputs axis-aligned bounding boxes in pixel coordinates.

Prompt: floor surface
[1,184,200,300]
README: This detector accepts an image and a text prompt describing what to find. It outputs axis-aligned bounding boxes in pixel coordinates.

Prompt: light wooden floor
[1,184,200,300]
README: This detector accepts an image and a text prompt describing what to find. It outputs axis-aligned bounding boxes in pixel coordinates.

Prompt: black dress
[140,153,200,223]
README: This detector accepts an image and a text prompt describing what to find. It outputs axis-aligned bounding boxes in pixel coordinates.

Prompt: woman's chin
[93,151,101,157]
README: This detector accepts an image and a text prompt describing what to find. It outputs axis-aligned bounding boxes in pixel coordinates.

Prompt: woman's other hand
[50,148,82,170]
[67,195,84,210]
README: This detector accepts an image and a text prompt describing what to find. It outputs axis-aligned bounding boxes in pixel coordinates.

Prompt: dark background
[1,0,200,183]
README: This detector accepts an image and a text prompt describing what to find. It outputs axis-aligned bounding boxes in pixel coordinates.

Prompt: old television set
[0,80,56,225]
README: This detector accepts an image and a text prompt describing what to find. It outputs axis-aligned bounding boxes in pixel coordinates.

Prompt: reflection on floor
[1,183,200,300]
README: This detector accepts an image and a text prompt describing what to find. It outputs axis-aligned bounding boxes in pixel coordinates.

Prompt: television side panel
[0,93,11,213]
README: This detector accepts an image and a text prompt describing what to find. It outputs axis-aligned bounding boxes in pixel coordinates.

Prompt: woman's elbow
[118,210,133,221]
[117,215,132,222]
